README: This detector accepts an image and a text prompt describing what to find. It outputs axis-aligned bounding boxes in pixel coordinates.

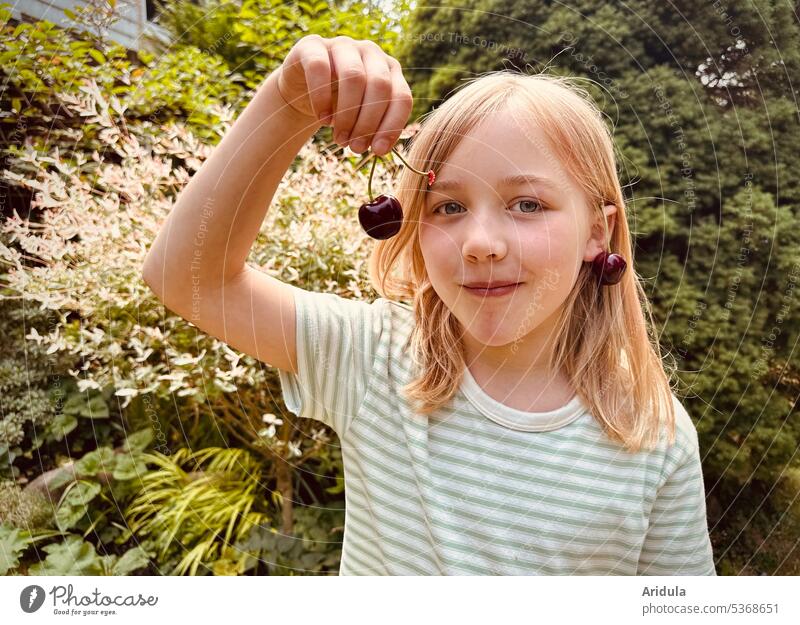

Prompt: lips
[463,282,523,297]
[462,281,520,289]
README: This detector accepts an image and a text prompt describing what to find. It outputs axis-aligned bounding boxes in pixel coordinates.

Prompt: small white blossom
[258,425,277,439]
[261,413,283,426]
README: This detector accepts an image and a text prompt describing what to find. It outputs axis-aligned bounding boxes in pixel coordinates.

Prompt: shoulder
[376,297,415,337]
[668,392,700,450]
[654,391,702,485]
[381,296,413,317]
[369,297,416,375]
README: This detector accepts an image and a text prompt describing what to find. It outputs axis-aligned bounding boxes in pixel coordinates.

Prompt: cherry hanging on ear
[358,146,435,240]
[591,251,627,286]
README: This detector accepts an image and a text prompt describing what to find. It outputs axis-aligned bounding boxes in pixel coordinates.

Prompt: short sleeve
[276,286,385,438]
[637,431,717,575]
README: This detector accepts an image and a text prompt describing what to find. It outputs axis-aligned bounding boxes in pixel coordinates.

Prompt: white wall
[11,0,170,50]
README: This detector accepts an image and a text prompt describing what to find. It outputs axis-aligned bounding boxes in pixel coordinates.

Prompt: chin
[462,322,525,348]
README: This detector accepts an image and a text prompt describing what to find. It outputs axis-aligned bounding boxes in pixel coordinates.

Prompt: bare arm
[141,66,321,301]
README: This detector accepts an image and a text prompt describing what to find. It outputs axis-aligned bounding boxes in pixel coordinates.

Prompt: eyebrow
[427,174,560,193]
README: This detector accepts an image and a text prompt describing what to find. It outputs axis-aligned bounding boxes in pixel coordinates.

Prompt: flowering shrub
[2,77,391,409]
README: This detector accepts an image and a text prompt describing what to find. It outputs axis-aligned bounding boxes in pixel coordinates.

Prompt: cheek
[521,222,581,265]
[518,229,582,294]
[419,223,457,269]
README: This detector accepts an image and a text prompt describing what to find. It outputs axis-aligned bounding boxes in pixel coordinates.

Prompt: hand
[275,34,414,156]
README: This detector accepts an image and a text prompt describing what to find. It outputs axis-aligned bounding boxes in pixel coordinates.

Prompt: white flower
[258,425,277,439]
[25,327,44,344]
[261,413,283,426]
[287,441,302,458]
[76,377,101,392]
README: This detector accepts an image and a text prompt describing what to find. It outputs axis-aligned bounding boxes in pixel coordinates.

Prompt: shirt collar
[460,366,587,432]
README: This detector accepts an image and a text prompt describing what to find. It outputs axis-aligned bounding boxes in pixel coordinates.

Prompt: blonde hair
[367,69,678,453]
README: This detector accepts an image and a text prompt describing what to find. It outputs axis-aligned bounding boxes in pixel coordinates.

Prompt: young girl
[142,34,716,575]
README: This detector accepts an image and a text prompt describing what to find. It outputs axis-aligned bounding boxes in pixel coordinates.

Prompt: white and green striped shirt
[277,287,717,575]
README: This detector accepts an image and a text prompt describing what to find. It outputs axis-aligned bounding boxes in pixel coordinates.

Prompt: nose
[461,211,510,262]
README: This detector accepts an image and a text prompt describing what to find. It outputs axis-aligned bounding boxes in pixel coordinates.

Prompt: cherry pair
[357,146,434,240]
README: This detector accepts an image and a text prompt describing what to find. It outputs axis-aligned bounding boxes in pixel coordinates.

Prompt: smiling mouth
[463,283,522,296]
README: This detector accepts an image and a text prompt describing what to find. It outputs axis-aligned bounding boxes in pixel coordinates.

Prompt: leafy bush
[0,2,242,166]
[1,525,150,575]
[0,428,156,575]
[235,505,345,575]
[153,0,413,90]
[0,299,79,481]
[123,447,270,575]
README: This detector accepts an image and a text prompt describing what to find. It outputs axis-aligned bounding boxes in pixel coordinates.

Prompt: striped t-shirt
[277,287,717,575]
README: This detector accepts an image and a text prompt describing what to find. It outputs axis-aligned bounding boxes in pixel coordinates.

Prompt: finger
[328,39,367,145]
[298,36,333,122]
[347,45,393,154]
[370,58,414,156]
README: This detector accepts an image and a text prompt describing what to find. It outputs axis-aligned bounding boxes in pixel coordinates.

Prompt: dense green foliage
[152,0,413,89]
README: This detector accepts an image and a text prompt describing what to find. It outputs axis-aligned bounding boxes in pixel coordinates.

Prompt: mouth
[463,282,523,297]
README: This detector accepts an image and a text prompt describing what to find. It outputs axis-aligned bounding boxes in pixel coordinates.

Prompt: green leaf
[0,524,34,575]
[84,393,110,418]
[325,475,344,495]
[123,428,154,453]
[63,391,109,419]
[110,546,149,575]
[300,551,324,569]
[74,447,116,477]
[28,535,104,575]
[46,412,78,442]
[111,453,148,480]
[55,480,102,531]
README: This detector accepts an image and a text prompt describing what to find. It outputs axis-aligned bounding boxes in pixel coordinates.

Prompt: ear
[582,203,618,263]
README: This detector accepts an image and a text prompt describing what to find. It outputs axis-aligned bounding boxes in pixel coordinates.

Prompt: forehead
[429,112,581,195]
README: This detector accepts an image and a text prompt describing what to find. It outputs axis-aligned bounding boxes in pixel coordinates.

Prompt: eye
[510,198,545,214]
[431,201,465,215]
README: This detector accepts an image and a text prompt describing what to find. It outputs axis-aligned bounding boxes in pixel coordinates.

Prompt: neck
[460,317,575,409]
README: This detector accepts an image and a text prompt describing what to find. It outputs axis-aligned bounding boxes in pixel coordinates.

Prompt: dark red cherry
[358,194,403,240]
[355,146,433,239]
[592,251,627,285]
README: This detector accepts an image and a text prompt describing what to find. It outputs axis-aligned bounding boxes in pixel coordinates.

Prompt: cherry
[592,251,627,285]
[359,194,403,239]
[357,146,435,240]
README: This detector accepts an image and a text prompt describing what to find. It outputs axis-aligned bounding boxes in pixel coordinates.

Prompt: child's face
[418,111,616,354]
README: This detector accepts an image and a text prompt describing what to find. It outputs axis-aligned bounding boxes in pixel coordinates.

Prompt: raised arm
[141,35,413,372]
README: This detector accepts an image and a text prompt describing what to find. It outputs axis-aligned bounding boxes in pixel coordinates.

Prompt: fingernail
[373,139,389,154]
[336,132,349,145]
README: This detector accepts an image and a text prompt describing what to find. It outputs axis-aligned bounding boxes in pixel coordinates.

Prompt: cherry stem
[390,146,429,176]
[367,154,380,202]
